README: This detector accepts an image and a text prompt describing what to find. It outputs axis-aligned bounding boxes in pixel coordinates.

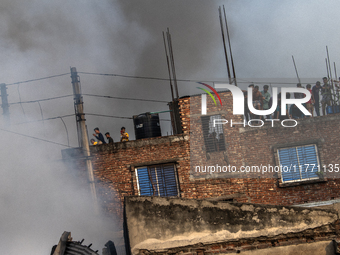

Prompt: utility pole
[292,56,301,84]
[0,83,10,127]
[70,67,98,211]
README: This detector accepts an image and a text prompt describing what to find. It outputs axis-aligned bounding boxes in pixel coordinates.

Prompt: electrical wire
[14,112,171,126]
[6,73,69,86]
[59,116,70,147]
[0,127,71,147]
[37,101,45,132]
[14,114,75,125]
[9,95,73,105]
[1,70,315,90]
[84,113,133,120]
[78,71,219,84]
[78,71,313,86]
[10,93,166,105]
[84,113,171,121]
[83,94,168,103]
[235,78,316,85]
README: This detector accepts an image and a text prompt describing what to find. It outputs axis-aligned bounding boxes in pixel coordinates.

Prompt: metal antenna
[326,58,330,79]
[334,62,338,81]
[167,28,179,99]
[218,6,232,84]
[326,46,336,106]
[292,55,301,84]
[326,46,333,80]
[334,62,339,105]
[223,5,237,86]
[162,31,175,101]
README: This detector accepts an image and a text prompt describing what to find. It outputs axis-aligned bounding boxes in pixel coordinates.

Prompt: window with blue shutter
[278,144,320,183]
[135,164,180,197]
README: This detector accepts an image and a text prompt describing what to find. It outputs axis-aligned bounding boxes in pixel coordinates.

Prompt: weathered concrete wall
[237,241,334,255]
[124,196,339,255]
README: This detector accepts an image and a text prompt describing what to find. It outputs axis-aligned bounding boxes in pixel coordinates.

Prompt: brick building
[62,90,340,254]
[62,90,340,216]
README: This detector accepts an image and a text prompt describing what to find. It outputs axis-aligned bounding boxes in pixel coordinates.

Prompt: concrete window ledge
[278,178,327,188]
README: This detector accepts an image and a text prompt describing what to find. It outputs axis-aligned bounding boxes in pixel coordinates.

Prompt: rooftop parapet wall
[62,134,189,158]
[124,196,339,255]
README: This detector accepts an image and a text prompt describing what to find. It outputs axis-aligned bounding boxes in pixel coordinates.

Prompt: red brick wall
[65,135,190,219]
[62,91,340,219]
[180,92,340,205]
[182,91,340,205]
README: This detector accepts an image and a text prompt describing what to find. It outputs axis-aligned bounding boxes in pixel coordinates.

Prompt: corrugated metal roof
[52,232,99,255]
[64,242,99,255]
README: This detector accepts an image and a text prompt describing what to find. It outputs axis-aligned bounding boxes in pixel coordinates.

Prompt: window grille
[278,144,320,182]
[201,114,226,153]
[135,163,180,197]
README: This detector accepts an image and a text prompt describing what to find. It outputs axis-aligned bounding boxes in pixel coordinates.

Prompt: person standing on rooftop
[105,132,114,144]
[312,81,321,116]
[120,127,129,142]
[93,127,106,144]
[261,85,271,119]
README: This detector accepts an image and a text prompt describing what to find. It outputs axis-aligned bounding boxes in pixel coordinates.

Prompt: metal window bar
[201,115,226,153]
[295,147,302,180]
[135,167,153,196]
[135,164,179,197]
[278,144,319,183]
[135,168,141,196]
[297,145,319,180]
[278,147,300,182]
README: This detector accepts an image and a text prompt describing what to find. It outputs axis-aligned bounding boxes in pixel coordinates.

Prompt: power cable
[0,127,71,147]
[17,84,26,120]
[78,71,218,84]
[84,113,132,120]
[37,101,44,121]
[83,94,168,103]
[14,112,171,125]
[9,95,73,105]
[84,113,171,121]
[59,116,70,147]
[14,114,75,125]
[78,71,313,86]
[6,73,69,86]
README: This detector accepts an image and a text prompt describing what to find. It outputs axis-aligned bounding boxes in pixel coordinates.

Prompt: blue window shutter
[278,144,320,183]
[278,148,300,182]
[136,167,153,196]
[162,164,179,196]
[297,145,319,179]
[136,164,179,197]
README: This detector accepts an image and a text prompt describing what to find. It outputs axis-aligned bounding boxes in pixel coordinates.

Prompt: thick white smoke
[0,0,339,253]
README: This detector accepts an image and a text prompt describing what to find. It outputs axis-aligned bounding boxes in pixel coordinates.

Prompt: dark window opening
[201,114,226,153]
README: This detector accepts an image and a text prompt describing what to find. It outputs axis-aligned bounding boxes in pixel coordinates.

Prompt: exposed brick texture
[62,91,340,221]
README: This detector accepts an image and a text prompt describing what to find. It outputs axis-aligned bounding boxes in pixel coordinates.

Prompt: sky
[0,0,340,253]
